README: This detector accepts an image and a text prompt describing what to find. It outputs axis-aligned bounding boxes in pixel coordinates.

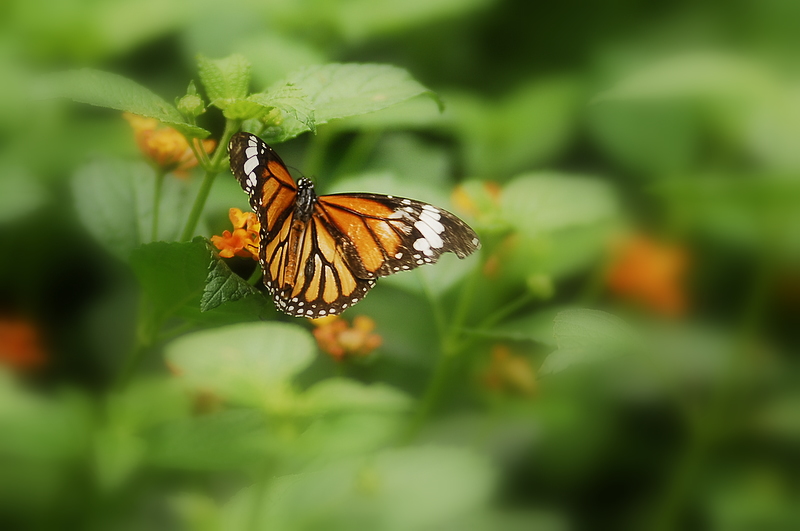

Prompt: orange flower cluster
[312,315,382,361]
[481,344,536,396]
[124,113,215,175]
[606,234,688,317]
[0,317,47,371]
[211,208,261,260]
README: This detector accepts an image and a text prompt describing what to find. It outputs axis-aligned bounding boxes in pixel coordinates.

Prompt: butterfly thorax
[294,178,317,223]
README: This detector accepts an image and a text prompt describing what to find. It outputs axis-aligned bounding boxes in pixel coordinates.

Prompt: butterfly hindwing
[265,215,375,318]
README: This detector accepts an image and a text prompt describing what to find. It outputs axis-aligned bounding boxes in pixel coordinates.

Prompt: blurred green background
[1,0,800,530]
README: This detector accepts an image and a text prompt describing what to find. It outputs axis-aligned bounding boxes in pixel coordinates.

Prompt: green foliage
[223,447,494,530]
[261,63,439,142]
[247,83,316,139]
[448,77,583,178]
[147,410,271,470]
[3,2,800,529]
[164,322,315,407]
[540,309,641,375]
[129,239,213,324]
[197,53,251,109]
[304,378,412,414]
[501,172,619,235]
[72,159,197,259]
[201,255,260,312]
[36,69,209,138]
[0,165,46,224]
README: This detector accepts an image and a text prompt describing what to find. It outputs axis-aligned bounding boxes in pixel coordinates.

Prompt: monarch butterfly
[228,132,481,318]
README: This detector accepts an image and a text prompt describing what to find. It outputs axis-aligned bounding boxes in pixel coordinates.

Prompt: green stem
[151,169,167,241]
[114,302,154,389]
[180,119,241,241]
[403,264,483,442]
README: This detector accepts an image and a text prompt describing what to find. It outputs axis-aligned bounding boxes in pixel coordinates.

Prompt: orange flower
[123,113,216,176]
[311,315,382,361]
[481,344,536,396]
[606,234,688,317]
[211,208,261,259]
[0,317,47,371]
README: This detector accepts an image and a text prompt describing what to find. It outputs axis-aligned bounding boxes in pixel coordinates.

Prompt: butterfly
[227,132,481,318]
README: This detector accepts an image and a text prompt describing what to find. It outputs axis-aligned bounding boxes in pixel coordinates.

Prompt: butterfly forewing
[228,132,296,236]
[316,194,481,279]
[228,132,480,318]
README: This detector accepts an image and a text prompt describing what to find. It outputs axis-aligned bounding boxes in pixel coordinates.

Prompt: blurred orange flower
[606,234,688,317]
[0,317,47,371]
[311,315,382,361]
[124,113,216,176]
[211,208,261,259]
[481,344,536,396]
[452,180,501,219]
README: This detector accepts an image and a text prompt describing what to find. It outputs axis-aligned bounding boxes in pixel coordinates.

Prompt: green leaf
[197,54,251,110]
[221,98,270,120]
[485,306,570,346]
[501,172,619,236]
[147,410,271,470]
[72,159,201,259]
[72,159,148,260]
[335,95,444,132]
[303,378,412,414]
[291,413,404,466]
[164,322,315,407]
[201,256,261,312]
[223,447,495,530]
[540,309,641,375]
[288,63,437,123]
[35,69,209,138]
[105,376,192,433]
[254,83,316,129]
[129,239,212,326]
[260,63,436,142]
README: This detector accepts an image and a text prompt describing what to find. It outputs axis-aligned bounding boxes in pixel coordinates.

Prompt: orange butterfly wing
[228,132,480,318]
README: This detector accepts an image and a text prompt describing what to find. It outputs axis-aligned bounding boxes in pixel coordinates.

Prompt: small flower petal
[312,316,382,361]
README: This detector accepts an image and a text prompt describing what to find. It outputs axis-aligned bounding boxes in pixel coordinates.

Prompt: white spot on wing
[243,157,259,175]
[419,211,445,234]
[414,220,444,249]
